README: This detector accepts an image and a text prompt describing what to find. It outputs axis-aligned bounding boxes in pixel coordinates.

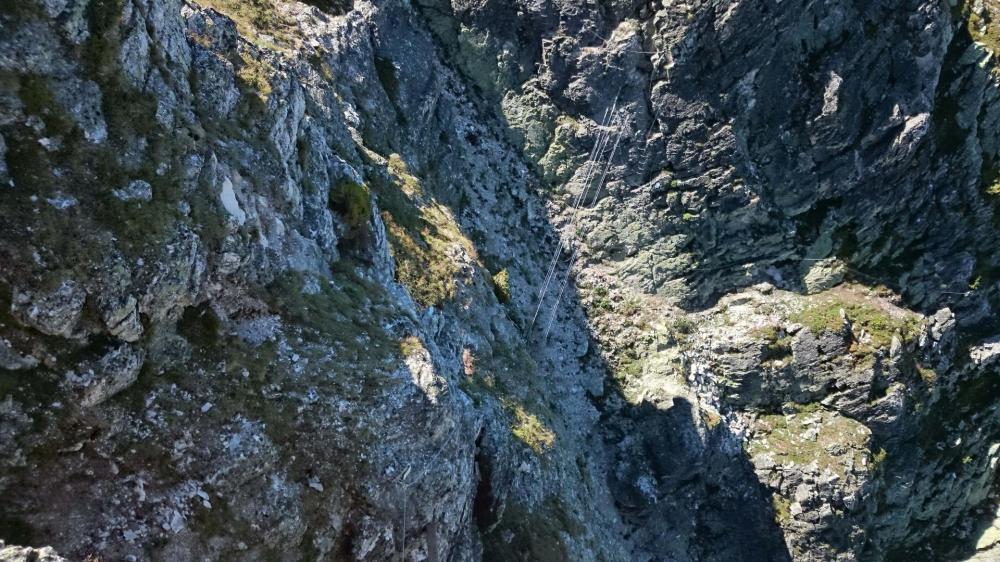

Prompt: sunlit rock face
[1,1,1000,561]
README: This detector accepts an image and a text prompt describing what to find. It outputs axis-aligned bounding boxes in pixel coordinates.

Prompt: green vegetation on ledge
[772,495,792,525]
[366,152,478,308]
[329,180,372,231]
[754,325,794,364]
[491,268,511,303]
[458,341,557,456]
[507,400,556,454]
[197,0,298,50]
[952,0,1000,54]
[749,407,872,479]
[792,292,921,349]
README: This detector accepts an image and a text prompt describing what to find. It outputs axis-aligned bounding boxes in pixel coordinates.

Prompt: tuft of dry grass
[507,401,556,454]
[197,0,298,50]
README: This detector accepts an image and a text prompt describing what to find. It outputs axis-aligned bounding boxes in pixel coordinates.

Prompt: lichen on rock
[2,0,1000,561]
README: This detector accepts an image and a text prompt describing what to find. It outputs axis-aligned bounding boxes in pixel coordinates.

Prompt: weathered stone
[0,542,69,562]
[113,180,153,202]
[69,344,145,408]
[102,295,143,343]
[10,281,86,338]
[51,77,107,143]
[2,1,1000,561]
[802,258,847,295]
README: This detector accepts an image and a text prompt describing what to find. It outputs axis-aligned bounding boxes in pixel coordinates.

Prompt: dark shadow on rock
[880,358,1000,561]
[632,0,1000,321]
[598,389,792,562]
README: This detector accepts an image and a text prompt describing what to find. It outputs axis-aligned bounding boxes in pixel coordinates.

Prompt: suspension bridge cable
[543,120,627,339]
[531,106,611,306]
[528,101,619,333]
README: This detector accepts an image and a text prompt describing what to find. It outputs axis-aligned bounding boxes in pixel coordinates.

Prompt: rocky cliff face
[1,0,999,561]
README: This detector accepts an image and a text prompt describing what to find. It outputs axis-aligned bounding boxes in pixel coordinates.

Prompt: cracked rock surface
[1,0,1000,561]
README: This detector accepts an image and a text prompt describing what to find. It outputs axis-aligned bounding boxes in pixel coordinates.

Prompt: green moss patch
[749,407,872,478]
[197,0,299,50]
[792,293,920,349]
[491,268,511,304]
[753,325,794,363]
[329,180,372,231]
[952,0,1000,54]
[398,335,424,357]
[507,400,556,454]
[234,50,274,103]
[771,495,791,525]
[363,153,478,308]
[383,206,463,307]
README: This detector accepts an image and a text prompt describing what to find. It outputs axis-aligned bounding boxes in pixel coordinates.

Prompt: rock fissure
[2,1,1000,561]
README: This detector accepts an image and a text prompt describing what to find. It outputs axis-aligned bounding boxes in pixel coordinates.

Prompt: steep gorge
[1,1,1000,561]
